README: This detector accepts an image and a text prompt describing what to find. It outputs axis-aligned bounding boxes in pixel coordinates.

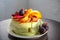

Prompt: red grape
[39,26,46,34]
[19,8,25,16]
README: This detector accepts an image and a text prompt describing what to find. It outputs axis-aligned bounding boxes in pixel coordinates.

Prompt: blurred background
[0,0,60,22]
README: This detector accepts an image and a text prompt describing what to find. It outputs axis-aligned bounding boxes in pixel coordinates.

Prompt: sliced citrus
[24,9,33,17]
[19,9,32,22]
[29,10,42,19]
[19,9,42,22]
[20,16,28,23]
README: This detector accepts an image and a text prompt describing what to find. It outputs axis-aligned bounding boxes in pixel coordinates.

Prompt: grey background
[0,0,60,22]
[0,0,28,21]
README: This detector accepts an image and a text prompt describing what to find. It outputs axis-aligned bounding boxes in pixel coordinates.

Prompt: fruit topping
[15,11,19,15]
[12,14,15,16]
[11,8,43,23]
[31,17,38,22]
[42,22,48,30]
[26,18,31,22]
[12,11,19,16]
[20,9,42,22]
[39,26,46,34]
[23,9,32,17]
[19,8,25,16]
[19,16,29,23]
[29,10,42,19]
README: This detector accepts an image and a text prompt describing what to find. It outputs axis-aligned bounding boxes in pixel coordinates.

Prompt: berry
[42,22,48,28]
[12,11,19,17]
[46,26,49,30]
[19,9,24,16]
[15,11,19,15]
[42,22,49,30]
[39,26,46,34]
[12,14,15,16]
[13,15,24,19]
[13,16,18,19]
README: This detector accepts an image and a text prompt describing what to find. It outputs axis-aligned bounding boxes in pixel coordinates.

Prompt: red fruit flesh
[12,14,16,16]
[13,16,18,19]
[13,15,24,19]
[12,11,19,16]
[15,11,19,15]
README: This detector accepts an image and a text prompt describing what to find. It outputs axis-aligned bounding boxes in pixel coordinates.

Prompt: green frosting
[10,19,43,36]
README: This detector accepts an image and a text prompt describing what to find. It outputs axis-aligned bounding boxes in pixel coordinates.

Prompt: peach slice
[24,9,32,17]
[32,17,38,22]
[29,10,42,19]
[19,16,28,23]
[19,9,42,23]
[26,18,31,22]
[19,9,32,22]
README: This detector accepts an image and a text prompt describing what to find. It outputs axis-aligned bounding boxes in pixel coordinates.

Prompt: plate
[8,28,48,39]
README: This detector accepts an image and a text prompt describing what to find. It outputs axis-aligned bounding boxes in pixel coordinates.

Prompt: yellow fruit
[32,17,38,22]
[20,9,42,23]
[20,9,33,22]
[29,10,42,19]
[26,18,31,22]
[24,9,32,17]
[20,16,28,23]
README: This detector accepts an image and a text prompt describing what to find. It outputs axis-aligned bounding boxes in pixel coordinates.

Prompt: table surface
[0,19,60,40]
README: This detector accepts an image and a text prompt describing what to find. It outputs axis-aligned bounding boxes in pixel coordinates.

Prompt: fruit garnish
[31,17,38,22]
[13,16,20,19]
[23,9,33,17]
[26,18,31,22]
[11,8,43,23]
[19,8,24,16]
[13,15,23,18]
[29,10,42,19]
[14,19,20,21]
[12,11,19,16]
[19,9,32,22]
[23,9,42,19]
[12,14,15,16]
[24,9,28,13]
[39,26,46,34]
[19,16,28,23]
[42,22,48,30]
[38,22,48,34]
[15,11,19,15]
[21,9,42,22]
[42,22,47,28]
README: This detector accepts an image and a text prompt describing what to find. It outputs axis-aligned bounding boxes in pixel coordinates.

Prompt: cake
[10,8,48,36]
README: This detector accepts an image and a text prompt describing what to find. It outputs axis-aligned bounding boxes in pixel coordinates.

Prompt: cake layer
[10,19,43,36]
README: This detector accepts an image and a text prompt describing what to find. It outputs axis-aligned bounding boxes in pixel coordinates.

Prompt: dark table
[0,19,60,40]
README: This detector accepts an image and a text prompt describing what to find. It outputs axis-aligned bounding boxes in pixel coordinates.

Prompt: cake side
[10,19,43,36]
[10,8,48,36]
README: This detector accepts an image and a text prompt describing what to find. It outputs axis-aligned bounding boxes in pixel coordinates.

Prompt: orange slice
[19,9,42,23]
[20,16,28,23]
[24,9,32,17]
[29,10,42,19]
[20,9,32,22]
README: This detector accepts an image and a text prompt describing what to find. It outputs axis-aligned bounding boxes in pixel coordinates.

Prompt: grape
[39,26,46,34]
[46,26,49,30]
[42,22,49,30]
[19,9,24,16]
